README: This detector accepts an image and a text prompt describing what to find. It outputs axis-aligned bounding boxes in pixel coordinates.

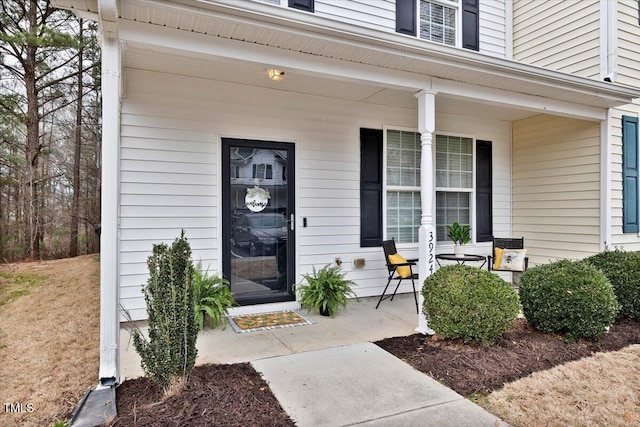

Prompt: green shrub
[519,259,619,342]
[582,249,640,320]
[131,231,198,392]
[193,261,235,330]
[422,265,520,345]
[298,264,357,317]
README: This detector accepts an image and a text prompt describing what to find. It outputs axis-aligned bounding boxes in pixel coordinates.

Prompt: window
[231,165,240,179]
[360,128,491,247]
[435,135,473,241]
[254,0,314,12]
[396,0,479,50]
[386,130,422,243]
[253,164,273,180]
[420,0,457,46]
[384,131,475,244]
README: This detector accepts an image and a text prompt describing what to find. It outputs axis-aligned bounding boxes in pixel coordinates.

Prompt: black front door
[222,138,296,305]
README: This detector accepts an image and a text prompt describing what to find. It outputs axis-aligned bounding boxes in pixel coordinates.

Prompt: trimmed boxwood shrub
[582,249,640,320]
[519,259,619,342]
[422,265,520,345]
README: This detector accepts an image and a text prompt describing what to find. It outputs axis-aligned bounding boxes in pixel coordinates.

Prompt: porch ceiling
[124,46,535,122]
[54,0,640,118]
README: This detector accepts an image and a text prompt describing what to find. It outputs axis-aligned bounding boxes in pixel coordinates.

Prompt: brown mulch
[376,318,640,397]
[113,363,295,426]
[113,319,640,426]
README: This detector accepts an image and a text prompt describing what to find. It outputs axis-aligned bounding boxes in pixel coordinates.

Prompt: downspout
[600,0,618,82]
[600,109,613,251]
[97,0,121,387]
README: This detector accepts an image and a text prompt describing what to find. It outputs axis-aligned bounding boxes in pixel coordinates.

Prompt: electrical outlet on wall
[334,257,342,266]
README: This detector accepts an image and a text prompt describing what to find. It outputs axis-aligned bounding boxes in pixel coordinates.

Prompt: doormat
[228,310,315,333]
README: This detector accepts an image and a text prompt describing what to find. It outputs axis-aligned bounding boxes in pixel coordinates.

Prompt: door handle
[289,213,295,231]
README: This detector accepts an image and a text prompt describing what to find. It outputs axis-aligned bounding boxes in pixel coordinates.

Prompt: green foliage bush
[519,259,619,342]
[422,265,520,345]
[298,264,357,317]
[193,261,235,330]
[582,249,640,320]
[131,231,198,391]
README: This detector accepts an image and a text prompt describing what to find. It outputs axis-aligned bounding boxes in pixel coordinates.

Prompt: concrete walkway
[119,295,508,426]
[254,343,507,426]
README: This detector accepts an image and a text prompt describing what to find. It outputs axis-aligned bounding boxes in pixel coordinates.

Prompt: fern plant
[298,264,357,317]
[193,261,235,330]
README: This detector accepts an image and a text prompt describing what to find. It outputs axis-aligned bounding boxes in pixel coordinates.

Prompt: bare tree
[0,0,98,259]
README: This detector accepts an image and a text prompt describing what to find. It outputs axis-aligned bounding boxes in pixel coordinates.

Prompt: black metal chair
[376,239,419,313]
[487,236,529,272]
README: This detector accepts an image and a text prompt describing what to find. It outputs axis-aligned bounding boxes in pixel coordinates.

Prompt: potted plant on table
[447,222,471,257]
[298,264,357,317]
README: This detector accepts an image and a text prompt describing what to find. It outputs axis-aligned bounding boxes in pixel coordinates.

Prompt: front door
[222,138,296,305]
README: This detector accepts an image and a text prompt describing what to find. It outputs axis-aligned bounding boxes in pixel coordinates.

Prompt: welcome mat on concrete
[228,309,316,333]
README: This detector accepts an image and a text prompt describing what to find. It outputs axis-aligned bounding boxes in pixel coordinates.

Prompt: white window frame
[435,132,476,245]
[383,126,476,247]
[417,0,462,48]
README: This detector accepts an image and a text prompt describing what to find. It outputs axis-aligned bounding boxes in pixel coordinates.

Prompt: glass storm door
[222,138,296,306]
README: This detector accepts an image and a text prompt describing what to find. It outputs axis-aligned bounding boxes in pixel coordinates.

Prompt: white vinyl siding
[479,0,508,58]
[512,0,600,78]
[616,0,640,88]
[315,0,396,29]
[512,115,602,264]
[256,0,508,57]
[610,105,640,251]
[119,64,513,320]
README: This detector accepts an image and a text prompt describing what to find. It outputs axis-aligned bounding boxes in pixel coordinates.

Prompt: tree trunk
[24,0,41,259]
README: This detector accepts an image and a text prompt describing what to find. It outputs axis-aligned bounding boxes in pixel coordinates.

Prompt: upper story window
[396,0,479,51]
[254,0,314,13]
[420,0,458,46]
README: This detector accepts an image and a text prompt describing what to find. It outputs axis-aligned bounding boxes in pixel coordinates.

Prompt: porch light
[268,69,285,81]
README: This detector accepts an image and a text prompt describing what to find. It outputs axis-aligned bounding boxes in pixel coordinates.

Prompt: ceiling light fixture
[268,69,285,81]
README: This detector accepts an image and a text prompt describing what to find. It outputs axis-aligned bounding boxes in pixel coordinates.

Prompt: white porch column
[415,90,437,335]
[98,36,122,384]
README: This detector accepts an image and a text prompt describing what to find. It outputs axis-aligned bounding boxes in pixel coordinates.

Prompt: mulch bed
[377,318,640,397]
[113,318,640,426]
[113,364,295,426]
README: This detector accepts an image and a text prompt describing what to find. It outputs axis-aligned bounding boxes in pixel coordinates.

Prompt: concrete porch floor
[119,294,421,380]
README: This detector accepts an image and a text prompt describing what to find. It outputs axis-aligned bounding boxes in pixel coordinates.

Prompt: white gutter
[98,0,118,39]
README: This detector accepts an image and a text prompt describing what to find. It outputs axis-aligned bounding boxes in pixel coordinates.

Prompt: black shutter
[476,140,493,242]
[396,0,417,36]
[288,0,314,13]
[462,0,479,51]
[360,128,383,247]
[622,116,639,233]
